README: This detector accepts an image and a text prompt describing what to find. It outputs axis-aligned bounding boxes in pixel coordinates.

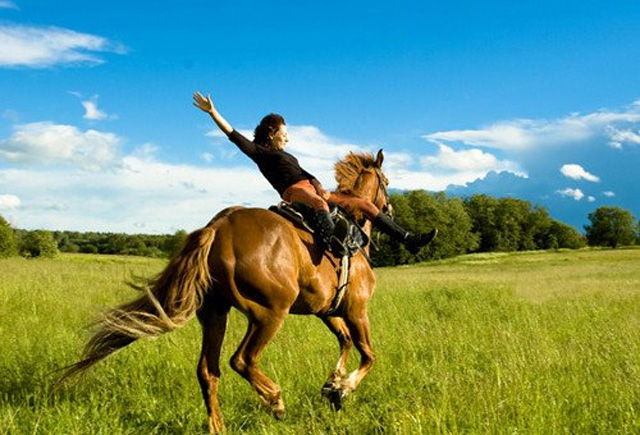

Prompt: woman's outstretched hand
[193,92,214,114]
[192,91,234,135]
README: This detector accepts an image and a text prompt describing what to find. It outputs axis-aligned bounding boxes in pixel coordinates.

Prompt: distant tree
[19,230,59,258]
[371,190,478,265]
[463,195,578,252]
[544,220,587,249]
[80,244,99,254]
[415,191,478,261]
[164,229,188,258]
[0,215,17,258]
[54,231,80,253]
[585,206,637,248]
[524,206,552,250]
[464,195,499,252]
[105,233,128,255]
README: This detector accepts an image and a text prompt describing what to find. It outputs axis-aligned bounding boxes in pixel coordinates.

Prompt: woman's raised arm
[193,91,233,135]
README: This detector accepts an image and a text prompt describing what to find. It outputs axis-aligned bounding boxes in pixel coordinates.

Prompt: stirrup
[329,236,348,257]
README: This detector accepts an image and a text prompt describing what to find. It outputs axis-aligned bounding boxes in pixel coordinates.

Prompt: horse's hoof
[273,408,286,420]
[321,384,333,398]
[329,391,343,411]
[321,387,345,411]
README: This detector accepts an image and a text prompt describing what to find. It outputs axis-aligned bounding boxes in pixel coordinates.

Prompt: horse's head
[334,149,393,217]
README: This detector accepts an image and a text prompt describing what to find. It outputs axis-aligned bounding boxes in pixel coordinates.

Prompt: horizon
[1,1,639,234]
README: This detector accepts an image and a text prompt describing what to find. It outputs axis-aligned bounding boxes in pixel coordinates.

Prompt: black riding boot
[313,210,336,247]
[373,213,438,255]
[313,210,349,256]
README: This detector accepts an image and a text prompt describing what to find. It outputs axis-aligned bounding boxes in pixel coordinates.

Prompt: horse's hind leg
[320,316,352,410]
[230,309,287,419]
[197,297,230,435]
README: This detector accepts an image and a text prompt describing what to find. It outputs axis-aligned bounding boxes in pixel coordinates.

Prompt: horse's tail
[58,224,217,383]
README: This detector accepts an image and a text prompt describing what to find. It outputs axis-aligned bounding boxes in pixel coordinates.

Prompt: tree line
[0,218,187,259]
[370,192,638,266]
[1,192,638,263]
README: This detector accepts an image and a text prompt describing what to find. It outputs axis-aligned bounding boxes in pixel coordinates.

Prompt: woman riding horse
[59,95,437,435]
[61,149,400,433]
[192,91,437,254]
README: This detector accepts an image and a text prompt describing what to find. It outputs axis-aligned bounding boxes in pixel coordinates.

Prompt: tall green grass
[1,249,639,433]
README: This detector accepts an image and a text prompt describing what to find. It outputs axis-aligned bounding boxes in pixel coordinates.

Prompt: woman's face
[269,124,288,150]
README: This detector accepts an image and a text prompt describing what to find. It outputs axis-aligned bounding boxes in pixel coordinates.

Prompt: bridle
[372,168,392,217]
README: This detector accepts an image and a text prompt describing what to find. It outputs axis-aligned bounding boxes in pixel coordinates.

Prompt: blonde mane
[334,152,377,195]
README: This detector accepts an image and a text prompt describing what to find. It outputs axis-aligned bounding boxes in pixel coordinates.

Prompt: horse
[60,150,391,434]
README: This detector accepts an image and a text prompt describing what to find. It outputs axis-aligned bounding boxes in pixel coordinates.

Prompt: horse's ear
[375,149,384,167]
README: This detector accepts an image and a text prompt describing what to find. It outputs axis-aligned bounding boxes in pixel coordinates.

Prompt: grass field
[1,249,639,434]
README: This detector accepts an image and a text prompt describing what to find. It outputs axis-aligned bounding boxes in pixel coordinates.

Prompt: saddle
[269,201,370,258]
[269,201,371,315]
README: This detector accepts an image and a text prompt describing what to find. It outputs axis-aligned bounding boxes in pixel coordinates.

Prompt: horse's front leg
[320,316,353,409]
[339,312,375,398]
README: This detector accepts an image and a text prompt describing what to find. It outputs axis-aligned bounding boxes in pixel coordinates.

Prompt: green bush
[19,230,59,258]
[0,215,17,258]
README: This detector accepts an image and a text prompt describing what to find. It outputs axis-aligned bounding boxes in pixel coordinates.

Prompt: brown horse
[60,150,391,434]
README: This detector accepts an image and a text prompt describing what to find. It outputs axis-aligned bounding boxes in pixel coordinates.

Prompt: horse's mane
[334,152,377,195]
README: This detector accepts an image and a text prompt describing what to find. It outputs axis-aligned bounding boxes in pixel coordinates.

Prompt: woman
[192,91,436,255]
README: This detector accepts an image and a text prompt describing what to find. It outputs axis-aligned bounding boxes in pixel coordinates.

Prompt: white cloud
[71,93,116,121]
[560,164,600,182]
[608,141,623,150]
[0,194,20,210]
[605,126,640,149]
[0,158,279,233]
[422,143,523,173]
[423,104,640,151]
[413,143,525,190]
[603,191,615,197]
[0,122,120,171]
[0,2,18,10]
[286,125,369,182]
[587,196,596,202]
[557,188,585,201]
[425,123,535,150]
[0,24,125,68]
[82,100,107,120]
[130,143,158,161]
[386,168,491,192]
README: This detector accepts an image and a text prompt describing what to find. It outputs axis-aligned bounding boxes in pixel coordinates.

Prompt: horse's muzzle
[381,203,393,218]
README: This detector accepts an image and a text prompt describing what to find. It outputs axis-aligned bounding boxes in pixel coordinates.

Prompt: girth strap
[326,255,350,316]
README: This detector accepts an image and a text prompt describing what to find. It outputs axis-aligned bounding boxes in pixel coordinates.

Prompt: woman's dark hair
[253,113,285,146]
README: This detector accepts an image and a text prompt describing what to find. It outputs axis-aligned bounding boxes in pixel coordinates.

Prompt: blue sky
[1,0,639,233]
